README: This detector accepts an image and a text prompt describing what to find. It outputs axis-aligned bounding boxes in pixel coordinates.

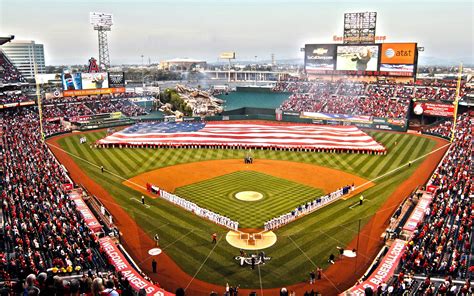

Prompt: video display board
[304,42,417,77]
[81,72,109,89]
[379,43,417,77]
[61,72,82,90]
[304,44,337,72]
[61,71,125,97]
[108,72,125,88]
[336,45,379,71]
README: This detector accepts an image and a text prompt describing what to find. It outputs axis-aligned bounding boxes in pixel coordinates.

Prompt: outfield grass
[174,171,325,228]
[55,130,437,288]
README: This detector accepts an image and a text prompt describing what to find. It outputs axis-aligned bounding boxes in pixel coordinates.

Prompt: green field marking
[55,130,438,288]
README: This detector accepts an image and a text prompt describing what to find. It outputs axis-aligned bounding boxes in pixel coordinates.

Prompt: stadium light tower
[90,12,113,70]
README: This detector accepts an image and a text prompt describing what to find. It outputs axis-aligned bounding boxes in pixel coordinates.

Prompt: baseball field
[48,128,447,293]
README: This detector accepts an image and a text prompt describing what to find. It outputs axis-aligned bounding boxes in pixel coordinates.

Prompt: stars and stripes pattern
[97,122,386,152]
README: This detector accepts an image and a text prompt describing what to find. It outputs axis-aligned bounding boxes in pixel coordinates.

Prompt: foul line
[138,229,195,265]
[288,236,341,293]
[348,199,370,209]
[185,236,222,291]
[351,142,450,194]
[47,142,147,191]
[130,198,151,208]
[46,142,222,234]
[257,263,264,296]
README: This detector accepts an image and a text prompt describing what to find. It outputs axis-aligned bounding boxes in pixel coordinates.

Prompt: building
[1,40,45,80]
[159,58,206,71]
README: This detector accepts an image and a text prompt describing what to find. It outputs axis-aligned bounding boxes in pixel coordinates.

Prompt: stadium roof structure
[0,35,15,46]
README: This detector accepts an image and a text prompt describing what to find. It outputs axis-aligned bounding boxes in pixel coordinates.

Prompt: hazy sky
[0,0,472,65]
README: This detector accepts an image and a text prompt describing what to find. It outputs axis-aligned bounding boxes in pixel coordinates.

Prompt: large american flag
[97,122,386,152]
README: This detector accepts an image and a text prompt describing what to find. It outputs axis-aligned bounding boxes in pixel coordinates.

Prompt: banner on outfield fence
[403,193,433,232]
[344,239,406,295]
[69,190,103,233]
[99,237,174,296]
[413,101,454,117]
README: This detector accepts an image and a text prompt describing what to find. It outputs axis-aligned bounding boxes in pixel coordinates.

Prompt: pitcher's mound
[235,191,263,201]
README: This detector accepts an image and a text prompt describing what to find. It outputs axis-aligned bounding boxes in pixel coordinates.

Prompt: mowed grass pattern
[55,130,439,288]
[175,171,325,228]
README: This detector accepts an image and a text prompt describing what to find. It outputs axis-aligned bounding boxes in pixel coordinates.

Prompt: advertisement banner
[305,44,337,72]
[413,102,454,117]
[69,191,103,233]
[63,87,125,97]
[99,237,174,296]
[62,72,82,90]
[220,52,236,59]
[81,72,109,89]
[109,112,122,119]
[403,193,433,232]
[108,72,125,88]
[336,45,380,71]
[344,239,406,295]
[301,111,372,123]
[380,43,416,65]
[379,64,414,75]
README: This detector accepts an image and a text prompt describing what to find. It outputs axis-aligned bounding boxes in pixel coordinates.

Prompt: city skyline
[0,0,472,66]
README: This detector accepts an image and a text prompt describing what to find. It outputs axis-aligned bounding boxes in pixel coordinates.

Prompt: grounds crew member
[359,195,364,206]
[212,233,217,244]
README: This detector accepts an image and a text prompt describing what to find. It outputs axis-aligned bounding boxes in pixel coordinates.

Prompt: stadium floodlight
[90,12,113,69]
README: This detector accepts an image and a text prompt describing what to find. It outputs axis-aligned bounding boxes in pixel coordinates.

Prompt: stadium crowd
[0,107,171,295]
[394,114,472,293]
[422,120,453,139]
[1,108,109,283]
[274,79,466,119]
[276,81,412,118]
[41,97,146,120]
[0,51,27,84]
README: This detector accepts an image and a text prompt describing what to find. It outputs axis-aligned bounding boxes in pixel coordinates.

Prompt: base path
[47,132,448,296]
[124,159,372,200]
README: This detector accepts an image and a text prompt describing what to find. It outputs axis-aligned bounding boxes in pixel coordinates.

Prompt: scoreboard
[305,43,418,77]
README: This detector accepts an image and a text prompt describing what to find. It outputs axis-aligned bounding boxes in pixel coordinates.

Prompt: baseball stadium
[0,2,473,296]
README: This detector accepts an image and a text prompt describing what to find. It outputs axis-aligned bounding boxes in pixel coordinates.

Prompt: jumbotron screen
[304,42,417,77]
[61,71,125,97]
[336,45,380,71]
[304,44,337,72]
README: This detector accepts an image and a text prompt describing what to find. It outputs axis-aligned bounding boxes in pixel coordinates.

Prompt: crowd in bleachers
[1,108,109,284]
[0,269,145,296]
[0,51,27,84]
[398,114,472,282]
[381,274,471,295]
[423,120,453,139]
[274,79,466,119]
[0,93,30,105]
[276,81,412,118]
[41,97,146,119]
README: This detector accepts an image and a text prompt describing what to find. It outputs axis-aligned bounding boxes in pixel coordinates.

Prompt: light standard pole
[254,55,258,85]
[141,54,145,87]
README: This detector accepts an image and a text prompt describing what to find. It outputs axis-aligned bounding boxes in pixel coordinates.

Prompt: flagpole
[451,63,462,143]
